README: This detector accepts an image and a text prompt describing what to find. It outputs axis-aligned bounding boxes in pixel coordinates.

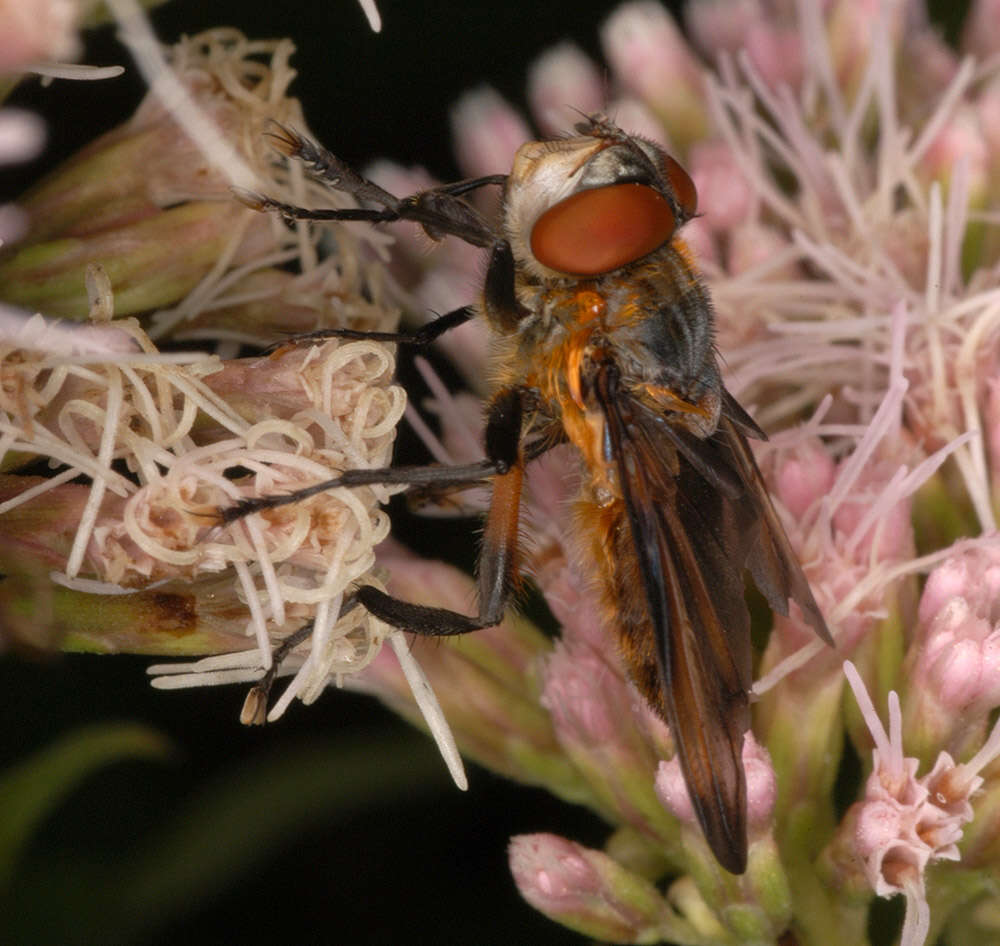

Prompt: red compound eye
[530,182,676,276]
[662,153,697,217]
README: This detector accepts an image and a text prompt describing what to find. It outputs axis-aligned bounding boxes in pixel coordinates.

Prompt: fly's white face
[501,125,696,283]
[504,135,609,250]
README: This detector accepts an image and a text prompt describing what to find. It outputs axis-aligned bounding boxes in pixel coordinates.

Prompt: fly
[226,116,833,874]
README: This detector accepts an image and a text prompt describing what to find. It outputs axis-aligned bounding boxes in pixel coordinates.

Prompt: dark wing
[719,391,832,644]
[597,372,753,873]
[596,372,831,874]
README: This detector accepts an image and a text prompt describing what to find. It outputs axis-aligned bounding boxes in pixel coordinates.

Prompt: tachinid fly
[228,116,833,874]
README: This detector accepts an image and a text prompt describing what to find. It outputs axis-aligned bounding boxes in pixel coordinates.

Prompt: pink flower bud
[744,23,804,91]
[527,43,605,135]
[918,546,1000,638]
[654,756,694,825]
[544,642,622,744]
[509,834,673,943]
[685,0,764,60]
[0,0,79,72]
[908,548,1000,752]
[450,87,531,179]
[933,635,989,711]
[743,733,778,831]
[543,640,680,845]
[510,834,602,905]
[655,733,775,834]
[919,105,989,201]
[689,141,751,233]
[917,556,974,627]
[961,0,1000,60]
[827,0,905,97]
[601,2,708,147]
[0,109,45,165]
[773,439,837,522]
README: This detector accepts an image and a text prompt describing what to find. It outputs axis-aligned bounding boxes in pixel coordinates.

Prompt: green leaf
[0,722,171,887]
[6,735,447,944]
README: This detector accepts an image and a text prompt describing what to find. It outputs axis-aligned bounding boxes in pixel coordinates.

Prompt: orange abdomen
[573,493,667,720]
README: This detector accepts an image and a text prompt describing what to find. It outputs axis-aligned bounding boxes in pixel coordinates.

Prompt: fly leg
[354,386,528,636]
[241,592,360,724]
[219,458,502,524]
[230,387,530,720]
[234,122,505,248]
[239,123,531,344]
[327,226,533,633]
[260,237,523,351]
[268,230,528,350]
[264,305,474,353]
[230,387,532,721]
[237,123,519,349]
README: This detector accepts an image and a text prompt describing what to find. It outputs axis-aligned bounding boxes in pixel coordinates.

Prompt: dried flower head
[0,23,419,731]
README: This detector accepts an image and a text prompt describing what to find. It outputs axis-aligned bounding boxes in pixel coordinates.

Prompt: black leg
[240,124,531,335]
[482,240,529,330]
[434,175,509,198]
[234,124,505,249]
[266,121,505,209]
[354,387,528,637]
[263,306,474,353]
[357,453,524,635]
[219,459,504,524]
[241,592,361,724]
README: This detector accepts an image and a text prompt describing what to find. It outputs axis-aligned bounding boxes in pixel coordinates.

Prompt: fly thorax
[517,291,604,411]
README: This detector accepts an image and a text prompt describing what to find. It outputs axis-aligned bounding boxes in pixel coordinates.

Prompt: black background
[5,0,647,197]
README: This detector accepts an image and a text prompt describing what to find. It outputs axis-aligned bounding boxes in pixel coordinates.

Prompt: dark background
[1,1,663,944]
[5,0,645,198]
[0,1,967,944]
